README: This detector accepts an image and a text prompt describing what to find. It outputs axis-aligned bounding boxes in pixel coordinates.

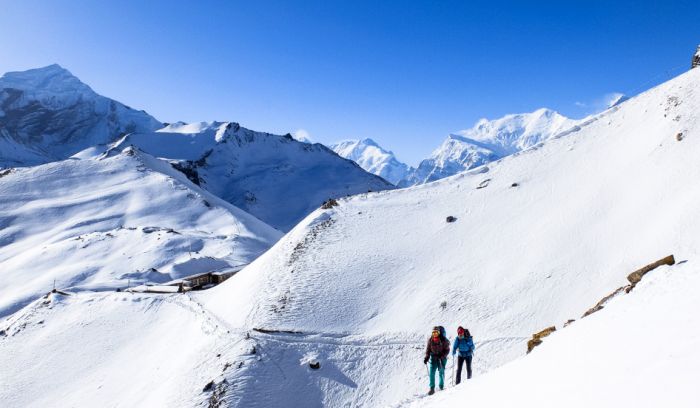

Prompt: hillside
[405,261,698,408]
[202,67,700,405]
[2,67,699,407]
[0,148,281,317]
[112,122,394,231]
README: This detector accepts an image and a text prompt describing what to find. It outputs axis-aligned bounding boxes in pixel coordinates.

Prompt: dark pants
[456,355,472,384]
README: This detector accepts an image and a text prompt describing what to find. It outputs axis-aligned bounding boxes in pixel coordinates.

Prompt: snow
[0,291,251,408]
[0,148,281,317]
[109,123,394,231]
[606,92,629,108]
[0,65,161,168]
[403,262,700,408]
[2,67,700,407]
[0,64,94,103]
[330,138,411,185]
[402,108,578,185]
[201,67,700,405]
[1,65,392,231]
[121,121,226,161]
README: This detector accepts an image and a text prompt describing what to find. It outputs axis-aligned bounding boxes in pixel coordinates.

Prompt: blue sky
[1,0,699,165]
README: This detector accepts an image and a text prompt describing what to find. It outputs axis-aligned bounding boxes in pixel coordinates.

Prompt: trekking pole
[451,354,455,386]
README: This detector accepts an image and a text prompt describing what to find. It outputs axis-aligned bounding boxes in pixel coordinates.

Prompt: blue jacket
[452,336,474,357]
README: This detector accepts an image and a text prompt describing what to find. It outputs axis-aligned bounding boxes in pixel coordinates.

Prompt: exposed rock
[309,360,321,370]
[170,161,201,186]
[321,198,339,209]
[627,255,675,285]
[527,326,556,353]
[446,216,457,223]
[563,319,575,327]
[692,45,700,69]
[581,255,676,320]
[582,286,627,318]
[205,379,228,408]
[676,132,684,141]
[476,179,492,189]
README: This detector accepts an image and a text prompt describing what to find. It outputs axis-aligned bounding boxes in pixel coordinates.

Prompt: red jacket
[425,336,450,362]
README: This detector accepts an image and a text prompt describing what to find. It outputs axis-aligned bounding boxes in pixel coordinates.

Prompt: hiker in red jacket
[423,326,450,395]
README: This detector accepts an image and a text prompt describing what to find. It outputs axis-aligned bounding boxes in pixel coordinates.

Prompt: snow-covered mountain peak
[330,138,411,185]
[112,122,394,230]
[0,64,92,97]
[0,65,161,168]
[401,107,577,185]
[459,107,572,153]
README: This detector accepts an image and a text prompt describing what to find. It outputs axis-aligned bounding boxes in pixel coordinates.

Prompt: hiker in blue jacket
[452,326,474,384]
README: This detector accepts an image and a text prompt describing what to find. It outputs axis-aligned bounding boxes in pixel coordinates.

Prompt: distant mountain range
[111,121,393,231]
[0,65,393,231]
[331,108,589,187]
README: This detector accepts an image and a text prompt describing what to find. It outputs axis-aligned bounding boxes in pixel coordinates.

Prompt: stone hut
[693,45,700,69]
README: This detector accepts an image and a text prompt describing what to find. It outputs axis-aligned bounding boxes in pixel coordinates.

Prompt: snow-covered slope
[401,108,577,186]
[3,67,700,407]
[0,148,281,317]
[406,261,699,408]
[200,67,700,405]
[0,65,161,168]
[0,291,254,408]
[112,122,394,231]
[330,138,411,185]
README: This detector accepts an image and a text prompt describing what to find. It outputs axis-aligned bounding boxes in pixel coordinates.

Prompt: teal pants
[429,357,447,389]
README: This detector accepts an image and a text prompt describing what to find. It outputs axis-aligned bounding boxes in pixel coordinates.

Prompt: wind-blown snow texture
[2,68,700,408]
[330,138,411,185]
[0,148,281,317]
[114,122,394,231]
[0,64,161,168]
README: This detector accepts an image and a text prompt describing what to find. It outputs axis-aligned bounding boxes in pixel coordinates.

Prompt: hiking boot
[439,385,444,390]
[428,388,435,395]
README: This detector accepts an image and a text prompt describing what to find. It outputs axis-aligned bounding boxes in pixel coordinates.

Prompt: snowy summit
[401,108,577,186]
[0,64,161,168]
[330,138,411,185]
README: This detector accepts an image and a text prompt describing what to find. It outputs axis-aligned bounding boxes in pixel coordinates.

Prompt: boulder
[527,326,556,353]
[627,255,675,285]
